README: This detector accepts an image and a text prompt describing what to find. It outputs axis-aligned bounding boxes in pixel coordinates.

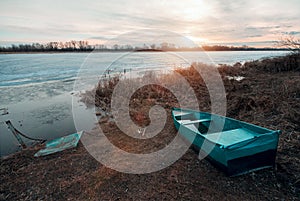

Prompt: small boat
[34,131,83,157]
[172,107,281,176]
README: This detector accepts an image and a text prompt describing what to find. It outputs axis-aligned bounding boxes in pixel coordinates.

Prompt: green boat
[172,107,281,176]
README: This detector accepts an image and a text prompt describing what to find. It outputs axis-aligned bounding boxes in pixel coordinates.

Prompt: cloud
[247,34,263,38]
[289,31,300,35]
[0,0,299,47]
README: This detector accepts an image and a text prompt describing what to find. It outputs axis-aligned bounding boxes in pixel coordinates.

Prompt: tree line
[0,40,93,52]
[0,40,293,53]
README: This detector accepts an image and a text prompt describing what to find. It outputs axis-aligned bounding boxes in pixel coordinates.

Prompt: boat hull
[172,108,280,176]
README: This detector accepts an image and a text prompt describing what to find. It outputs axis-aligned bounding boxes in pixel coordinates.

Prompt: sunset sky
[0,0,299,47]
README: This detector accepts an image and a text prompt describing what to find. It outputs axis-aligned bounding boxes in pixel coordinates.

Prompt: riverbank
[0,51,289,157]
[1,53,299,200]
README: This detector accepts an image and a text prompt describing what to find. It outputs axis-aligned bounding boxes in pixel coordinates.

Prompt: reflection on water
[0,93,76,156]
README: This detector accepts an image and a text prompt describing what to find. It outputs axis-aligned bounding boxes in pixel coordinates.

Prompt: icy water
[0,51,288,156]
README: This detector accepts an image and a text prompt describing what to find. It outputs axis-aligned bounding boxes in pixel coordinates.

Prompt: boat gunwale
[172,107,281,149]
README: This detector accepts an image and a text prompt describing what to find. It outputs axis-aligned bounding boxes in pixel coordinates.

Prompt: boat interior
[172,109,274,147]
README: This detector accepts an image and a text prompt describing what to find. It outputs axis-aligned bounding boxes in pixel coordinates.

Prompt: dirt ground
[1,54,299,200]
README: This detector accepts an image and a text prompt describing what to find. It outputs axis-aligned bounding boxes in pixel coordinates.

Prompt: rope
[5,120,46,143]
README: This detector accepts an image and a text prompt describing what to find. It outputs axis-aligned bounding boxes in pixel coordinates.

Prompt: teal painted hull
[34,132,82,157]
[172,108,281,176]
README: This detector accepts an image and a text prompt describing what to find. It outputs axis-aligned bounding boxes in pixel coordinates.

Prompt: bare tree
[150,44,156,49]
[71,40,77,49]
[160,42,169,50]
[113,44,119,50]
[277,34,300,52]
[58,42,64,49]
[78,41,85,50]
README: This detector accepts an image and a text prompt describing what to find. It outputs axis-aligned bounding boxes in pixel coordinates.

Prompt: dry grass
[1,53,299,200]
[81,53,300,198]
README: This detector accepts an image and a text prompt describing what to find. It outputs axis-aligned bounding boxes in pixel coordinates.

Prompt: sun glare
[186,35,208,45]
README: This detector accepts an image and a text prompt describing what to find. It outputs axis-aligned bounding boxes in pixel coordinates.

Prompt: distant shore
[0,48,290,54]
[0,49,290,55]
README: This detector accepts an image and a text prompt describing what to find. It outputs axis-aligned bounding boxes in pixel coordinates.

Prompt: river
[0,51,288,156]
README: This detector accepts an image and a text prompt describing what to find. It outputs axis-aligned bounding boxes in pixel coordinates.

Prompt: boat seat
[204,128,256,147]
[182,119,211,125]
[173,111,192,117]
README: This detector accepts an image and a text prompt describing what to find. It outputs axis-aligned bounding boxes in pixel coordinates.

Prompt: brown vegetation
[1,53,299,200]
